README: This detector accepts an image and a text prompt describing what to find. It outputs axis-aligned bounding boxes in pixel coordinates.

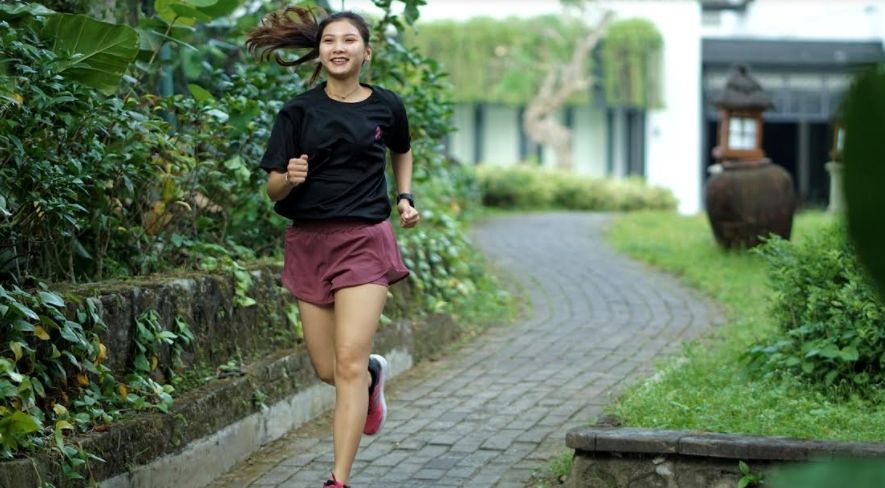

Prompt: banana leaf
[40,14,139,95]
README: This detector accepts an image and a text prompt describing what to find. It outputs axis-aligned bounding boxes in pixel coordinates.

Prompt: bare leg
[330,284,388,484]
[299,300,336,385]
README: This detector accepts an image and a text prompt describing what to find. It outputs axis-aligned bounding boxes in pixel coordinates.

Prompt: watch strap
[396,192,415,207]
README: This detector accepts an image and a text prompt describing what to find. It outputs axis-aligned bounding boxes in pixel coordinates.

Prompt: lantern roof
[714,65,774,110]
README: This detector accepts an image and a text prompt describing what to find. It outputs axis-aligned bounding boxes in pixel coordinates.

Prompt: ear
[364,45,372,61]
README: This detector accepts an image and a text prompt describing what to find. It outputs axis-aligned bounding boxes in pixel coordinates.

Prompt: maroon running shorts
[281,219,410,305]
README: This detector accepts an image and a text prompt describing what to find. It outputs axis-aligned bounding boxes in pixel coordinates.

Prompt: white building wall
[449,104,474,165]
[572,106,607,177]
[599,0,703,213]
[481,105,520,165]
[611,109,627,177]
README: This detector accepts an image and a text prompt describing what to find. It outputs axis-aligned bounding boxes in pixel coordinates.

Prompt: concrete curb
[565,427,885,488]
[102,348,414,488]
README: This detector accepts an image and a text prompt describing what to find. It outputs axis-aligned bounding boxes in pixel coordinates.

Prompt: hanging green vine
[405,15,590,106]
[601,18,663,109]
[405,15,664,109]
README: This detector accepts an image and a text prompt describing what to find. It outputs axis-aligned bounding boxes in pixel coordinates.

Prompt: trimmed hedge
[476,165,677,212]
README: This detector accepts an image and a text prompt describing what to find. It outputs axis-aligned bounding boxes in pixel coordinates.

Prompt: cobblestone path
[206,212,721,488]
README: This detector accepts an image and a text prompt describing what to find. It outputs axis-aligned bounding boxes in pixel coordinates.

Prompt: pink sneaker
[364,354,388,435]
[323,474,349,487]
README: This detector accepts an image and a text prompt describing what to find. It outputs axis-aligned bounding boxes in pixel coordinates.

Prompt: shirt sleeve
[259,108,298,173]
[384,93,411,154]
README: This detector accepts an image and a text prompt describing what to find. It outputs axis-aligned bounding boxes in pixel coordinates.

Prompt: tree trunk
[522,10,614,170]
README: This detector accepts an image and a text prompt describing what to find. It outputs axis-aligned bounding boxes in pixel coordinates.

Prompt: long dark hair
[245,6,371,85]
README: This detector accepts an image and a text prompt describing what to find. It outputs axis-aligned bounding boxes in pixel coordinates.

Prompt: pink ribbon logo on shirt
[374,126,383,141]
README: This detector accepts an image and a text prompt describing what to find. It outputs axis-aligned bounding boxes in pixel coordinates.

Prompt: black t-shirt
[259,81,411,222]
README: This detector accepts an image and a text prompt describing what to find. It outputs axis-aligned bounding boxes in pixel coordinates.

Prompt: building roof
[703,38,885,69]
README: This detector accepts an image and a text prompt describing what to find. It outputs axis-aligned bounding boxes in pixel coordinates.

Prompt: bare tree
[522,7,614,170]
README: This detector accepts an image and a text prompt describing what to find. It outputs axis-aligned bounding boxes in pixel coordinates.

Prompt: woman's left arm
[391,150,419,228]
[391,150,412,195]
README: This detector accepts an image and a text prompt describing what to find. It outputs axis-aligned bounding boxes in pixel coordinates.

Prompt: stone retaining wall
[565,427,885,488]
[0,267,463,488]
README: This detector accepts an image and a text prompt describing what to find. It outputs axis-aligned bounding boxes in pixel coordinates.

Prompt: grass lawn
[605,210,885,442]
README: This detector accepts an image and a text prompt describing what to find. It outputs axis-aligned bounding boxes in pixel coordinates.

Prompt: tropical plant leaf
[136,26,198,54]
[187,83,214,102]
[37,291,64,308]
[197,0,240,18]
[155,0,218,26]
[0,411,42,449]
[40,14,139,95]
[0,3,54,26]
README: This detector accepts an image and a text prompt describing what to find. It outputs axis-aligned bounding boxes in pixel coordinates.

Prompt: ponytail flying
[245,6,371,85]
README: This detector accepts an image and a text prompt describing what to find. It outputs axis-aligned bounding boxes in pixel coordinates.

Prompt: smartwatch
[396,192,415,208]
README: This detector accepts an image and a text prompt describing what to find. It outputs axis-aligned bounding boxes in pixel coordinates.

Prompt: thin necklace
[325,83,361,101]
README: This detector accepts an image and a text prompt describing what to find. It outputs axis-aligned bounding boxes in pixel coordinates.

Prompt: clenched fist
[398,200,420,228]
[286,154,309,186]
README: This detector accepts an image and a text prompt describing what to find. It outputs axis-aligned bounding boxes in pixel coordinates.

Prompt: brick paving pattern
[206,212,722,488]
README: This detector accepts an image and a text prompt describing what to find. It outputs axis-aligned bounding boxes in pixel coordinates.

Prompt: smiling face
[318,19,371,80]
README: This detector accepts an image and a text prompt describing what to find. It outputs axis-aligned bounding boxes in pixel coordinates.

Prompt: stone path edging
[565,426,885,488]
[567,427,885,461]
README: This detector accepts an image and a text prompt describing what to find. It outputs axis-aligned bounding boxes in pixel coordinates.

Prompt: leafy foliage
[1,25,173,282]
[404,15,591,105]
[738,460,764,488]
[476,165,677,211]
[0,283,191,468]
[404,14,664,108]
[601,18,663,109]
[0,20,300,283]
[748,224,885,394]
[40,13,140,94]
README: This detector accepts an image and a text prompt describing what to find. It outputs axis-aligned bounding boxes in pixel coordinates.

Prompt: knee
[334,354,369,384]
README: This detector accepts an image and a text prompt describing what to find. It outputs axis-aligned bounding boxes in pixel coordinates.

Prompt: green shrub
[0,25,168,282]
[476,165,554,208]
[475,165,677,211]
[749,223,885,394]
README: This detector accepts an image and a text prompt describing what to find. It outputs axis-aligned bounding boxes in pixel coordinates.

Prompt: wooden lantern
[711,65,773,162]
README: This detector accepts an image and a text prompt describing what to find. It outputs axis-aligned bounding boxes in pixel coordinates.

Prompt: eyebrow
[321,33,360,39]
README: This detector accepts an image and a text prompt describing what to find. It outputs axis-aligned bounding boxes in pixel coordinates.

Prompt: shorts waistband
[289,218,383,233]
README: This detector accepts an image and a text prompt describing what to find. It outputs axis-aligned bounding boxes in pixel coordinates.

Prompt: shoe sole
[367,353,388,435]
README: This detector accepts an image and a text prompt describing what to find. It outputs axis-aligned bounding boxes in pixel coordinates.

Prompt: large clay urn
[705,65,795,249]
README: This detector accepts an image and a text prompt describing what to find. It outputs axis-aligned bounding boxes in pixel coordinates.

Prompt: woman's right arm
[266,170,294,202]
[266,154,308,201]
